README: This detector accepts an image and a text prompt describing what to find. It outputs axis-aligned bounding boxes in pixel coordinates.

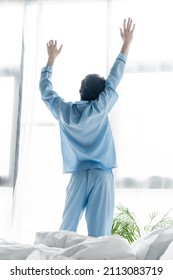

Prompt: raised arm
[40,40,63,95]
[39,40,63,119]
[105,17,135,90]
[97,18,135,113]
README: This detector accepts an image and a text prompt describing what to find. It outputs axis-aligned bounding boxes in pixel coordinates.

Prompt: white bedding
[0,225,173,260]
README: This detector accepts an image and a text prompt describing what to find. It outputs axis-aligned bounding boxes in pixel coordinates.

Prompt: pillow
[57,235,136,260]
[160,240,173,260]
[133,224,173,260]
[35,231,136,260]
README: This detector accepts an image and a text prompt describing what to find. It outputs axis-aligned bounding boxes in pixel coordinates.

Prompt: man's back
[40,53,126,173]
[58,98,116,173]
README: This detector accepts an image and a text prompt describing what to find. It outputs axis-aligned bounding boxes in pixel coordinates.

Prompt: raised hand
[120,18,135,45]
[46,40,63,66]
[120,18,135,56]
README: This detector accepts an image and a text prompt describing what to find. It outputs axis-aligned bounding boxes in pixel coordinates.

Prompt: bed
[0,225,173,260]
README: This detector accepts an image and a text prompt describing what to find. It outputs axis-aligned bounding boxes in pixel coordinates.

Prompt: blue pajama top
[39,53,126,173]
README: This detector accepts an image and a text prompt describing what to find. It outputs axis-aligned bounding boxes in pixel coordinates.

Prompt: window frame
[0,67,21,188]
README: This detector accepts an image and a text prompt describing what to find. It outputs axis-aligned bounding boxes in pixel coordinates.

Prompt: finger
[127,17,132,30]
[55,40,57,47]
[129,20,133,31]
[131,23,135,33]
[59,44,63,53]
[127,17,130,27]
[123,18,126,31]
[120,28,123,37]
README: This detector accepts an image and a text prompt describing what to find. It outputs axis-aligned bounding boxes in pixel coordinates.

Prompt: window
[1,0,173,189]
[0,3,23,187]
[0,76,14,185]
[110,0,173,188]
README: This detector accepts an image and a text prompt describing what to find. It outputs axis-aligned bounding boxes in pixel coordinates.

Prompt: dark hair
[80,74,105,101]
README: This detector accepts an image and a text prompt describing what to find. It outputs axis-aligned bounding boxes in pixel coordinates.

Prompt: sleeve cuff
[117,53,127,64]
[41,65,53,74]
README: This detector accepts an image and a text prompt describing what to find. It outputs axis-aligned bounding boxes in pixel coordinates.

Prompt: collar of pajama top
[39,53,126,173]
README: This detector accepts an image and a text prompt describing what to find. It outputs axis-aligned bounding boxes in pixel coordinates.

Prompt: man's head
[79,74,105,101]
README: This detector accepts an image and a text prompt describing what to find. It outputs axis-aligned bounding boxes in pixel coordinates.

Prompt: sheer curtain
[10,0,173,243]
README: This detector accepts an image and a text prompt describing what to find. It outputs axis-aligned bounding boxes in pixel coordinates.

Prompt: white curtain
[9,0,173,243]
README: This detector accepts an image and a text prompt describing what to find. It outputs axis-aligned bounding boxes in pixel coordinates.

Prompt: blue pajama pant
[59,168,115,237]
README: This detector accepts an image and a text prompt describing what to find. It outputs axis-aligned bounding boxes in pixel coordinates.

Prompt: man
[39,18,135,237]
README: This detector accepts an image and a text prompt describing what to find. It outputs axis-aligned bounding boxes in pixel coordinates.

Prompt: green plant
[112,204,173,244]
[144,209,173,234]
[112,204,141,244]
